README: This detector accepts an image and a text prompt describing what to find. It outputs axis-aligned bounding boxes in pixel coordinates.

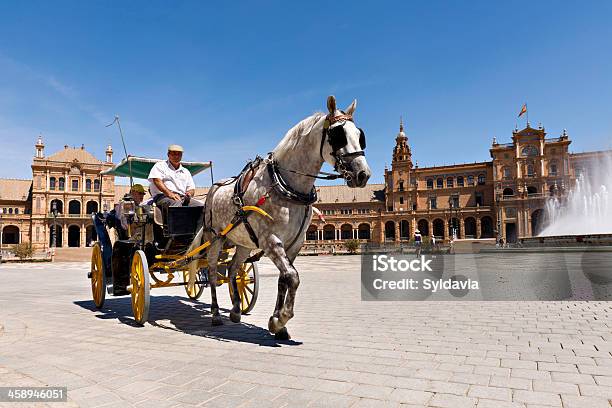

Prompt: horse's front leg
[226,246,252,323]
[263,236,300,339]
[206,239,224,326]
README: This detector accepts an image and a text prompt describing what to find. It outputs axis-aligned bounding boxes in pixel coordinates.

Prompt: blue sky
[1,1,611,186]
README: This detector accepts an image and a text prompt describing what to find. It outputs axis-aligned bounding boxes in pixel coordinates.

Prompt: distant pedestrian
[414,229,422,256]
[431,235,436,251]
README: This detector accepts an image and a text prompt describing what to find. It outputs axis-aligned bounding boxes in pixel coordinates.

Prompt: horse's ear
[327,95,337,114]
[345,99,357,116]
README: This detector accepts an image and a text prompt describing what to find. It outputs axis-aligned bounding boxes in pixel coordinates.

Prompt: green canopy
[101,156,212,179]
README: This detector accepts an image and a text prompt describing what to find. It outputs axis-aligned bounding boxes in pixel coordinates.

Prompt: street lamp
[495,192,502,246]
[448,195,459,240]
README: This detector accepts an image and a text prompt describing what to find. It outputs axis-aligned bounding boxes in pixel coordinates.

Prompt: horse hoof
[268,316,283,334]
[229,310,241,323]
[211,316,224,326]
[274,327,291,341]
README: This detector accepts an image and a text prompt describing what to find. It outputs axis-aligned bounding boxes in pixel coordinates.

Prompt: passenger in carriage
[148,144,204,212]
[130,183,146,205]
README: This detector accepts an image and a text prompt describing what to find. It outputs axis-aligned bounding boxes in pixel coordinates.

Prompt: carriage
[88,156,262,325]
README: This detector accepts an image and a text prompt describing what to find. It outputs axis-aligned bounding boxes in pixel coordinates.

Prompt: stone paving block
[577,383,612,399]
[550,372,596,385]
[511,368,551,381]
[560,394,611,408]
[388,388,432,404]
[474,366,511,377]
[351,398,401,408]
[537,362,578,373]
[200,393,251,408]
[309,392,359,407]
[593,375,612,386]
[467,384,512,401]
[428,393,477,407]
[348,384,394,400]
[531,379,579,395]
[425,380,469,396]
[448,373,490,386]
[512,390,562,407]
[475,399,525,408]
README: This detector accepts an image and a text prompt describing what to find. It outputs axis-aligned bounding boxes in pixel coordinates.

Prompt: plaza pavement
[0,255,611,408]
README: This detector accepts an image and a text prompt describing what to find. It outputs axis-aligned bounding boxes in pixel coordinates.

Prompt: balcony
[47,213,92,219]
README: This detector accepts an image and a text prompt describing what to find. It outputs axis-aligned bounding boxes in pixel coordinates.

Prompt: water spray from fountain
[539,153,612,236]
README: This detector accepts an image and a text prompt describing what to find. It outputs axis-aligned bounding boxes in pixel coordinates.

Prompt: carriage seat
[153,204,202,237]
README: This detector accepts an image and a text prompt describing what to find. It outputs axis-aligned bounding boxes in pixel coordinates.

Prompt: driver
[148,144,203,212]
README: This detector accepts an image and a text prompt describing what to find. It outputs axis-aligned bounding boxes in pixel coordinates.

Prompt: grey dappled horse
[189,96,371,339]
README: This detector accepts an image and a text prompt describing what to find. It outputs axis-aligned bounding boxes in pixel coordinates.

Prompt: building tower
[35,135,45,158]
[392,117,412,167]
[384,117,414,213]
[105,144,113,163]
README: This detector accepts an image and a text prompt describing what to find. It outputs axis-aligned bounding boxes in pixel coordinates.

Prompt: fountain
[539,155,612,236]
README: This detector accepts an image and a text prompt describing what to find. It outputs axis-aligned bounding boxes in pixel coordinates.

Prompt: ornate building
[303,120,610,252]
[0,123,609,253]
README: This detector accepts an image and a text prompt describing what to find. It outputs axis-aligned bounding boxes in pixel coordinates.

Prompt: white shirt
[148,160,195,197]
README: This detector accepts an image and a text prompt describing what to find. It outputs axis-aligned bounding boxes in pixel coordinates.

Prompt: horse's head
[321,95,372,188]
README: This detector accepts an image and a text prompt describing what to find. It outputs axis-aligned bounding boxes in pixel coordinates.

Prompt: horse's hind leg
[226,246,252,323]
[206,239,224,326]
[263,236,300,338]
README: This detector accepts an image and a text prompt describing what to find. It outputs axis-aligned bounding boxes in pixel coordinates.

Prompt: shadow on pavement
[74,296,301,347]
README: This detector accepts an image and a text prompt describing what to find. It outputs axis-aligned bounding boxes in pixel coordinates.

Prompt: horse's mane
[273,112,325,157]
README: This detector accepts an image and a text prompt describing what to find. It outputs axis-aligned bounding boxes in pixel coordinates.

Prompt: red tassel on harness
[256,195,267,207]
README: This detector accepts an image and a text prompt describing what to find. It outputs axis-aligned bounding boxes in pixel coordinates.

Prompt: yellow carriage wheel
[130,250,150,325]
[182,269,205,300]
[90,242,106,308]
[228,262,259,314]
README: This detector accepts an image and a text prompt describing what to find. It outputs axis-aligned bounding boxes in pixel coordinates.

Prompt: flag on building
[518,104,527,118]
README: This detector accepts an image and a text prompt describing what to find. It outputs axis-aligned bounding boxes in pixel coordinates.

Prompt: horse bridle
[320,112,366,182]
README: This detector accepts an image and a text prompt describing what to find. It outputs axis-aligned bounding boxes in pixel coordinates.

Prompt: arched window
[340,224,353,240]
[306,225,317,241]
[467,175,474,185]
[426,179,433,189]
[68,200,81,215]
[503,188,514,197]
[86,179,92,192]
[8,208,13,214]
[71,179,79,192]
[446,177,454,188]
[436,178,443,188]
[385,221,395,241]
[527,186,538,195]
[457,176,464,187]
[50,177,56,190]
[86,201,98,214]
[358,223,371,240]
[477,174,485,185]
[50,199,63,214]
[58,177,65,191]
[93,179,100,192]
[521,145,538,157]
[15,208,19,215]
[323,224,335,240]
